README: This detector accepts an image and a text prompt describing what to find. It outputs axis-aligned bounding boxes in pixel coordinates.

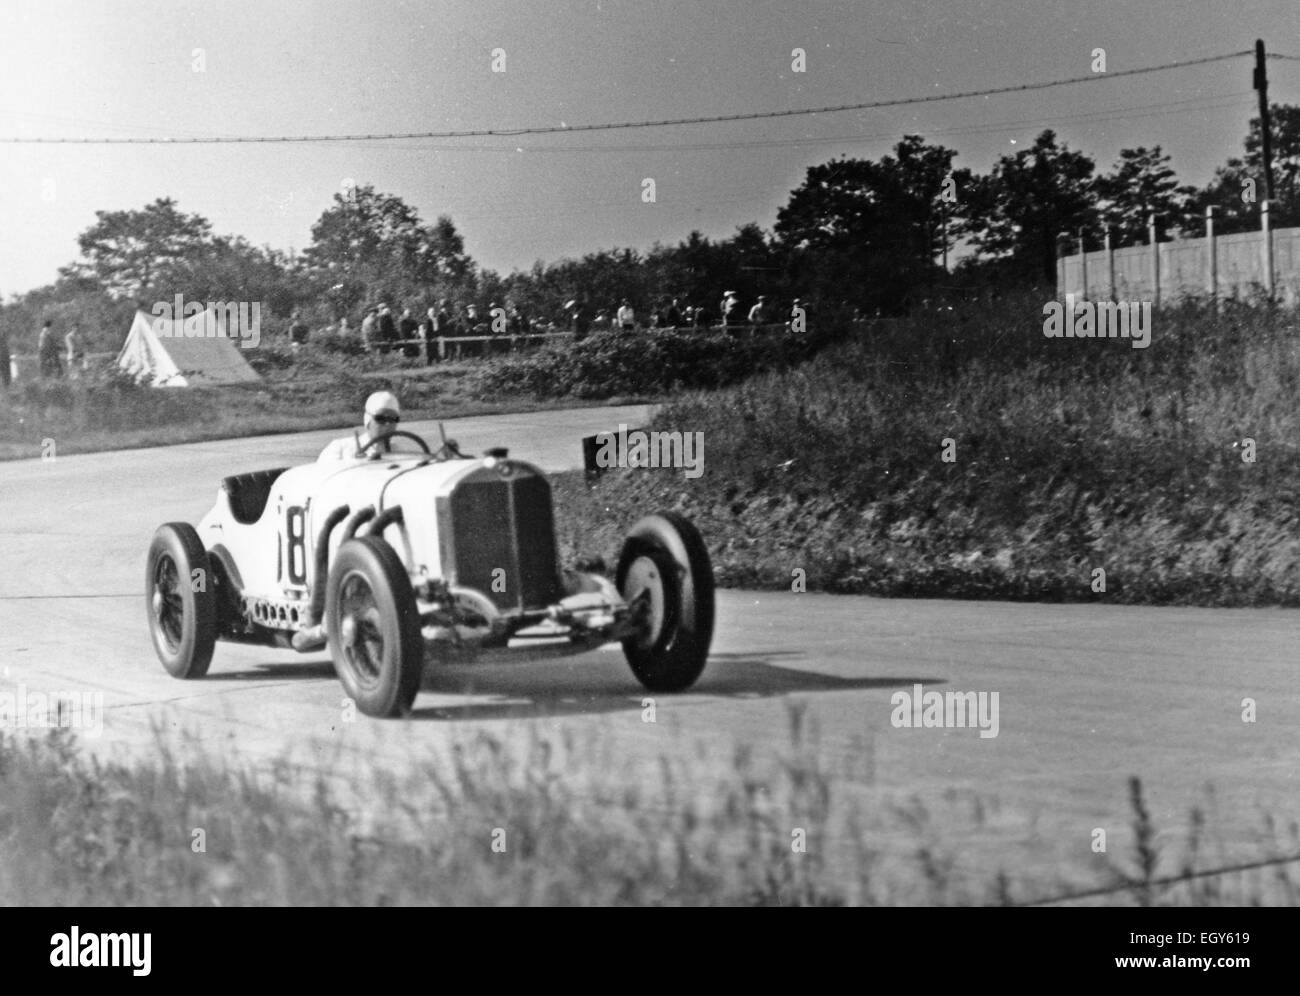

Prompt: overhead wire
[0,50,1265,145]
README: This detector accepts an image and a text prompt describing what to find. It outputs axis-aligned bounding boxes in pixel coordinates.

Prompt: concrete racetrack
[2,404,1297,901]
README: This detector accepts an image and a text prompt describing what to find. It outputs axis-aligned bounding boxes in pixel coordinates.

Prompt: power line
[342,91,1254,157]
[0,49,1260,146]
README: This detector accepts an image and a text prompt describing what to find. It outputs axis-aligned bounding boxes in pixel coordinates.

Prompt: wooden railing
[377,321,803,360]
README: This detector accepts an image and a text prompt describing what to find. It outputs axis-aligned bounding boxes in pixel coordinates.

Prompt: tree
[1192,103,1300,235]
[1189,157,1259,236]
[1246,103,1300,225]
[172,236,307,318]
[300,185,475,310]
[1095,146,1195,245]
[774,136,968,311]
[960,129,1099,285]
[61,197,214,299]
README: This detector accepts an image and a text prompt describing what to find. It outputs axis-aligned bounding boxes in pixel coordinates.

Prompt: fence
[3,322,805,383]
[389,321,801,361]
[1057,215,1300,306]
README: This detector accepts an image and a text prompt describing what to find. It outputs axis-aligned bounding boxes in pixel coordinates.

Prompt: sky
[1,0,1298,298]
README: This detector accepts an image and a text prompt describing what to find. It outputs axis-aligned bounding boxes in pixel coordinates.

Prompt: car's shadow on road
[405,650,944,722]
[201,659,337,681]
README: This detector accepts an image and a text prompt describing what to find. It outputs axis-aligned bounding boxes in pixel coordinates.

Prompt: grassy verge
[0,349,647,460]
[478,324,831,399]
[2,721,1293,905]
[0,324,821,460]
[554,294,1300,606]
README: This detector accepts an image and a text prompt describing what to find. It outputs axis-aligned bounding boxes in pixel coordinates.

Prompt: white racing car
[145,428,713,717]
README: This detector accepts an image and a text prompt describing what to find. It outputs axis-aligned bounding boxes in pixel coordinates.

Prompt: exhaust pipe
[299,504,350,635]
[294,505,402,653]
[364,504,404,538]
[342,504,376,542]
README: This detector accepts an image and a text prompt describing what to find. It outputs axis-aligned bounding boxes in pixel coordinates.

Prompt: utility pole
[1254,39,1275,202]
[941,198,948,273]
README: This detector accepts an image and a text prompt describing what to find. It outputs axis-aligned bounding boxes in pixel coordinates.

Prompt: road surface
[1,404,1297,901]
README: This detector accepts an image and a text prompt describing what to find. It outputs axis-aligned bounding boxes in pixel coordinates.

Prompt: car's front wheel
[616,512,714,692]
[325,536,423,718]
[146,523,217,679]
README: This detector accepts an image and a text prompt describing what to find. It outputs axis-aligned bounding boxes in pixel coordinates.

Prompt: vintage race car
[145,427,713,717]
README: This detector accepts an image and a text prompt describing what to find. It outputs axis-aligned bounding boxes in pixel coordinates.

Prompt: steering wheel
[357,430,432,457]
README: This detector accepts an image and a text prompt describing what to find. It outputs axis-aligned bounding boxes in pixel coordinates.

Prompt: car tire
[616,512,714,692]
[325,536,423,718]
[146,523,217,679]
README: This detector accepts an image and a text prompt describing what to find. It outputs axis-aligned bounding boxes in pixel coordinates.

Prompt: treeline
[2,105,1296,354]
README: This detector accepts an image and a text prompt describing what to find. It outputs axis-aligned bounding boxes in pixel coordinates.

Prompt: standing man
[38,321,62,379]
[65,324,86,377]
[789,298,808,333]
[422,305,439,365]
[435,299,454,362]
[664,298,683,329]
[569,300,591,342]
[747,295,769,327]
[360,308,378,353]
[289,310,310,351]
[616,299,635,331]
[463,303,479,360]
[399,307,420,358]
[376,303,397,354]
[721,291,740,329]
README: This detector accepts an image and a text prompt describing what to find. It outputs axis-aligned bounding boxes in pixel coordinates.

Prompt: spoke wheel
[326,536,423,717]
[616,513,714,692]
[146,523,217,679]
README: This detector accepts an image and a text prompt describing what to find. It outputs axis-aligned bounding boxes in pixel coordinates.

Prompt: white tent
[116,309,261,387]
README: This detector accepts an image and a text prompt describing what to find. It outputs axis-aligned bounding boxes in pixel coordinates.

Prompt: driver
[318,390,417,460]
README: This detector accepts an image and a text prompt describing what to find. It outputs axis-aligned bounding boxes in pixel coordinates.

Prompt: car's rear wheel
[616,513,714,692]
[146,523,216,679]
[325,536,423,718]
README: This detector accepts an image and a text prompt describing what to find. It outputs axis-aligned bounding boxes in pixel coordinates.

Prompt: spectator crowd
[309,289,812,361]
[0,318,89,386]
[0,290,814,385]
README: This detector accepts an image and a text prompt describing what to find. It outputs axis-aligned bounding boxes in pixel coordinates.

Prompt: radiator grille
[449,466,562,612]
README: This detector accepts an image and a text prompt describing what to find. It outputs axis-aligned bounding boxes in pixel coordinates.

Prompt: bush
[310,330,368,358]
[553,294,1300,605]
[477,325,836,400]
[1,359,200,433]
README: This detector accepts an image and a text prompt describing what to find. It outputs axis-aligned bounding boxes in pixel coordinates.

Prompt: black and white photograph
[0,0,1296,947]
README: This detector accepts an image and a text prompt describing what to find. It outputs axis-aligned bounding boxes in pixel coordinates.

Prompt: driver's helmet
[364,391,400,422]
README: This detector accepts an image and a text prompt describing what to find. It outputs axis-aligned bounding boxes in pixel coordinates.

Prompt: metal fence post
[1105,225,1116,302]
[1078,229,1088,301]
[1206,205,1217,311]
[1262,198,1275,302]
[1148,213,1160,307]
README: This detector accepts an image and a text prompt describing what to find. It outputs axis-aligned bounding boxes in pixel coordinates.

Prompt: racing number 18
[286,506,307,585]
